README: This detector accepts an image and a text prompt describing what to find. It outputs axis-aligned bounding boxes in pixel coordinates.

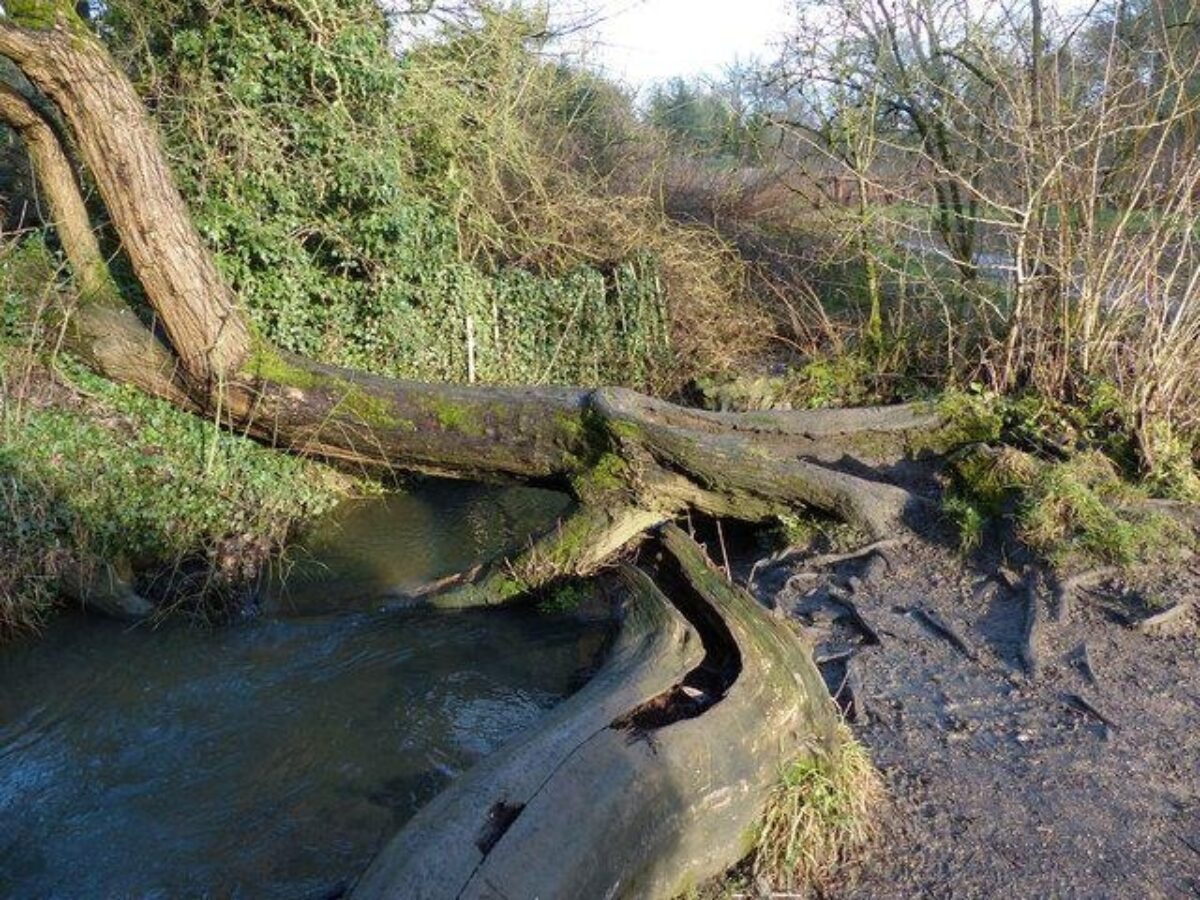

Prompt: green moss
[941,493,987,553]
[536,581,587,613]
[244,343,412,430]
[945,438,1195,566]
[555,411,585,441]
[336,383,405,429]
[609,420,642,443]
[914,389,1004,454]
[546,512,597,568]
[949,445,1040,514]
[1016,452,1186,565]
[492,575,527,602]
[243,343,322,389]
[785,355,875,409]
[422,398,484,436]
[744,413,785,429]
[571,452,630,499]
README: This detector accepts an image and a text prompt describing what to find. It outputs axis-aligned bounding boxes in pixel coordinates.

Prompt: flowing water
[0,481,609,899]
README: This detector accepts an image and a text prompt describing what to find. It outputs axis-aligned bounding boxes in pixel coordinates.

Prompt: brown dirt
[745,520,1200,898]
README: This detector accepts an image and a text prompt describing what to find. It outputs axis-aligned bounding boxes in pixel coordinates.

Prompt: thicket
[98,0,764,391]
[656,0,1200,565]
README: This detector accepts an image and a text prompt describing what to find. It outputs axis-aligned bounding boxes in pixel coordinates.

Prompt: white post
[466,314,477,384]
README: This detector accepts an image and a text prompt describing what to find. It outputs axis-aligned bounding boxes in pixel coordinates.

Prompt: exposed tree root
[910,606,977,661]
[748,538,902,594]
[402,504,668,609]
[1132,600,1194,633]
[353,525,840,899]
[1063,692,1119,734]
[1073,641,1100,685]
[1054,567,1120,623]
[1021,575,1046,679]
[828,590,884,646]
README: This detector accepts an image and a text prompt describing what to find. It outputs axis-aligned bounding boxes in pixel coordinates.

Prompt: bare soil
[746,516,1200,898]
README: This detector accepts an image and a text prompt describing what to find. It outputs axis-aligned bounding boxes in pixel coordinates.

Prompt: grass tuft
[750,723,884,894]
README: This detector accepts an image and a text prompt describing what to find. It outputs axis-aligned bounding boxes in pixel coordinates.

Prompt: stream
[0,481,611,899]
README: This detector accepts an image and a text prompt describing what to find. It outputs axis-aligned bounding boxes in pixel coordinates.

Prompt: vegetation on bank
[689,723,883,899]
[0,239,348,637]
[936,388,1199,567]
[751,725,882,893]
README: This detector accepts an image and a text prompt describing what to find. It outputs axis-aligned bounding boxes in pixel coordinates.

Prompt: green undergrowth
[94,0,750,392]
[0,361,350,634]
[690,352,886,412]
[771,510,865,556]
[939,388,1199,566]
[1,241,351,636]
[535,580,589,615]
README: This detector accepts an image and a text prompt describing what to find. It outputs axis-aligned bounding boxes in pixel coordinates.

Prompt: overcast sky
[567,0,793,87]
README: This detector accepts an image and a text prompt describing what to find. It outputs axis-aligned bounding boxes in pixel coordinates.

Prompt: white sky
[568,0,794,87]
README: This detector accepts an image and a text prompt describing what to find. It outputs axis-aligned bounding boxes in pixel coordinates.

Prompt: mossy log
[353,525,839,899]
[0,10,949,600]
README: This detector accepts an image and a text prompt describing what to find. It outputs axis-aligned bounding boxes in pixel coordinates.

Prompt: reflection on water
[265,480,572,613]
[0,483,605,899]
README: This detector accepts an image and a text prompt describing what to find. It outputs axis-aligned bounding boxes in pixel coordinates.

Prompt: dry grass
[750,722,884,895]
[394,15,774,389]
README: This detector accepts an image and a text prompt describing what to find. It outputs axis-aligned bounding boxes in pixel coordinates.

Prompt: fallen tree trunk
[0,5,947,594]
[0,8,894,893]
[353,525,839,899]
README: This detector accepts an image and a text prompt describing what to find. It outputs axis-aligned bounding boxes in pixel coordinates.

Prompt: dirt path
[750,531,1200,898]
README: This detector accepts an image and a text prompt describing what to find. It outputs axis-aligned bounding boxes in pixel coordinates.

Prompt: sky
[566,0,794,87]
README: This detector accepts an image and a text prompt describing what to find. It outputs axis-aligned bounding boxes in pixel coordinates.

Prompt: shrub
[97,0,762,391]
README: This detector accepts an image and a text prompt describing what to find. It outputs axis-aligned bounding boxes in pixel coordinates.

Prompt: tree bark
[0,5,250,384]
[0,81,110,300]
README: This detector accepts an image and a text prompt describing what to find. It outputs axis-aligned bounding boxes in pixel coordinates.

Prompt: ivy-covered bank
[1,240,349,636]
[94,0,749,391]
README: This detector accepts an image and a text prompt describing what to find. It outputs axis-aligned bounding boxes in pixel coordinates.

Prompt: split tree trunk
[0,4,947,602]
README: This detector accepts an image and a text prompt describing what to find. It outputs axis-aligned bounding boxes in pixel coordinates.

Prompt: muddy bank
[751,533,1200,897]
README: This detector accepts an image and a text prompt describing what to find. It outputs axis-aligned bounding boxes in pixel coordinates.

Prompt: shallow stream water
[0,481,607,899]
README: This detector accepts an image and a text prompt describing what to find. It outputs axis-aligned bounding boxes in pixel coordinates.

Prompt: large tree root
[391,503,668,609]
[352,525,839,900]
